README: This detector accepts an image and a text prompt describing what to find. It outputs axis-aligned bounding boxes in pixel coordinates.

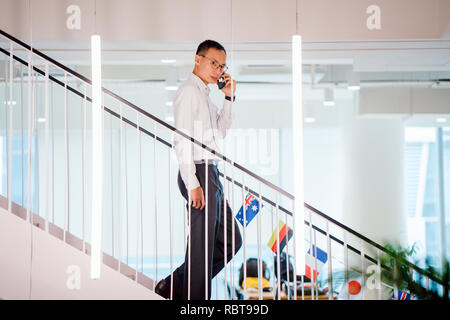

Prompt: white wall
[340,113,407,247]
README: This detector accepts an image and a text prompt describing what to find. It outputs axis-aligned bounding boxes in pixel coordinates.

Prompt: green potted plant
[380,243,449,300]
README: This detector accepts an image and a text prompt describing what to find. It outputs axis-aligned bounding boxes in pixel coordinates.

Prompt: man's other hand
[190,186,205,210]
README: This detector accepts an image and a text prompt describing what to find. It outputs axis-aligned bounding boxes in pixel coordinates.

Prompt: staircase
[0,197,163,299]
[0,29,445,300]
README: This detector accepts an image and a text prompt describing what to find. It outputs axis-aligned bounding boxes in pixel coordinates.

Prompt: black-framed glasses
[199,55,228,73]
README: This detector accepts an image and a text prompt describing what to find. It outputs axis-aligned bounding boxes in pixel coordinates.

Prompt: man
[155,40,242,300]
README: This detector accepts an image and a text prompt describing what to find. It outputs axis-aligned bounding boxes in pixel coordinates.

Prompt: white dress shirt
[173,72,234,191]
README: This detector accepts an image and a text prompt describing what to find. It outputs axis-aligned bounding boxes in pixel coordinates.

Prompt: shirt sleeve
[173,86,201,191]
[215,99,234,139]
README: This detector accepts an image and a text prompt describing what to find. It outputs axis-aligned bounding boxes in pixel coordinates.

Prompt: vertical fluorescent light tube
[292,35,305,276]
[91,34,103,279]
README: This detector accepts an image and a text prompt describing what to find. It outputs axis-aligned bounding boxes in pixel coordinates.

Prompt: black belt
[194,159,217,166]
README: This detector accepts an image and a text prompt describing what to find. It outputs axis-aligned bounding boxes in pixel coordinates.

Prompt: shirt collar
[189,72,210,96]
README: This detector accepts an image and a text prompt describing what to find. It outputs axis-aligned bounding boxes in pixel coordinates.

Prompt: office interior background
[0,0,449,299]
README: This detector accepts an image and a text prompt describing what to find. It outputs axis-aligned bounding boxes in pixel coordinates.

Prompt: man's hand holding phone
[218,73,236,97]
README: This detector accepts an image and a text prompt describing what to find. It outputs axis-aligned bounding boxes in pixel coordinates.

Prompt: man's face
[195,48,227,85]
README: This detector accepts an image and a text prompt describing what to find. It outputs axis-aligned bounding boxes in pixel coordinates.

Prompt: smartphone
[217,75,226,89]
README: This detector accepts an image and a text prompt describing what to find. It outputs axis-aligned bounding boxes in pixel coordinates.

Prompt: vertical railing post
[257,184,263,300]
[293,202,298,300]
[44,61,49,232]
[205,161,209,300]
[121,104,129,267]
[393,259,398,300]
[2,54,6,203]
[409,267,415,300]
[230,162,236,299]
[326,220,333,300]
[270,205,275,300]
[187,146,192,300]
[118,103,124,273]
[361,239,366,300]
[153,121,158,287]
[110,113,115,260]
[285,205,291,299]
[275,193,281,300]
[436,127,447,275]
[308,210,314,300]
[20,64,24,208]
[81,85,87,253]
[169,147,174,300]
[376,248,382,300]
[34,70,39,218]
[51,81,55,224]
[135,112,142,283]
[344,231,349,300]
[313,229,319,299]
[223,161,228,300]
[7,42,13,214]
[26,51,33,223]
[242,174,247,299]
[63,72,70,242]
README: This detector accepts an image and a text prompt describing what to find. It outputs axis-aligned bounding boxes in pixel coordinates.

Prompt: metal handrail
[303,208,445,286]
[0,28,444,289]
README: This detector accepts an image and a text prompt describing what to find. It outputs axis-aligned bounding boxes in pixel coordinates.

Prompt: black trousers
[163,163,242,300]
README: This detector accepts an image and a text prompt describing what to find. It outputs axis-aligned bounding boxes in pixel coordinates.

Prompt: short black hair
[196,40,226,56]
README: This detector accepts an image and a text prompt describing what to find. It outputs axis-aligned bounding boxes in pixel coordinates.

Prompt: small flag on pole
[267,220,293,253]
[338,277,363,300]
[392,290,411,300]
[305,244,328,281]
[235,193,263,227]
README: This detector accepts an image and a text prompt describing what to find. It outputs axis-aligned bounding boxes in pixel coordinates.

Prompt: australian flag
[235,193,263,227]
